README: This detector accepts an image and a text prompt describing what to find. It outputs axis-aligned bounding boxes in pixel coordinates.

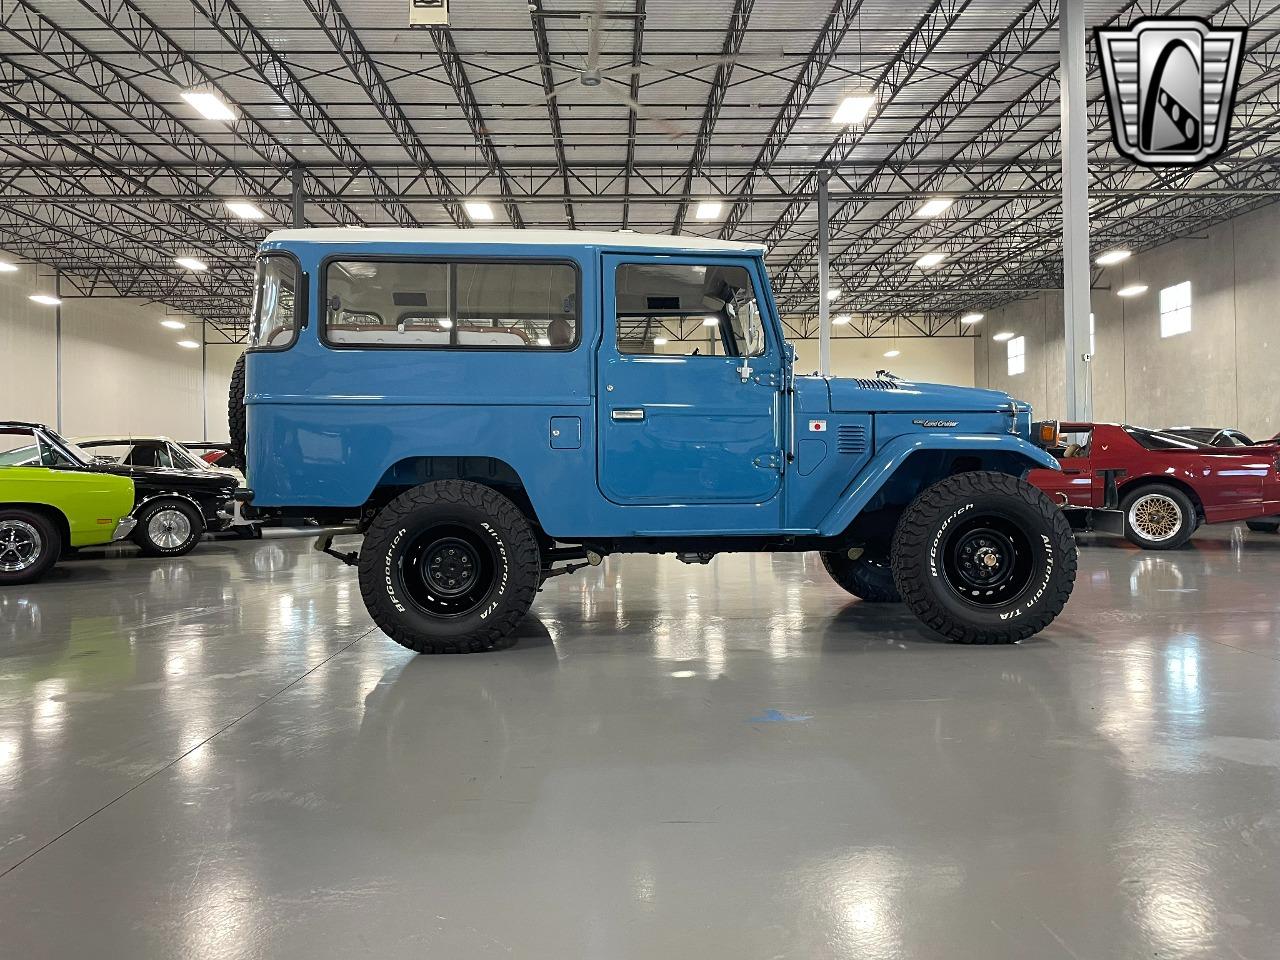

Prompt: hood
[93,463,237,491]
[825,376,1017,413]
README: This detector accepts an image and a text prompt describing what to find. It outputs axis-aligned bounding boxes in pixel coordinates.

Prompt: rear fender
[817,433,1059,537]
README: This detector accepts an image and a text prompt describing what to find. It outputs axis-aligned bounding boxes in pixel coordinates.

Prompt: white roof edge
[263,227,767,254]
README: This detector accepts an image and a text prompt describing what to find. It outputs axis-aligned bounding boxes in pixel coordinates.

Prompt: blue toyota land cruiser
[233,228,1076,653]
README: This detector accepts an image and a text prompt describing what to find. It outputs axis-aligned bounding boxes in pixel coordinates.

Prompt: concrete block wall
[975,203,1280,439]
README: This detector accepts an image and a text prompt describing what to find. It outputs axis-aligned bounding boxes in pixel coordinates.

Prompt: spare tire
[227,352,246,472]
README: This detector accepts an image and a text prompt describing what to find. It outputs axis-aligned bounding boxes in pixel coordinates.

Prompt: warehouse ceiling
[1,0,1278,341]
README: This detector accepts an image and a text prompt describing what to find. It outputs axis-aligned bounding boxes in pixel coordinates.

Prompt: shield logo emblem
[1096,17,1247,167]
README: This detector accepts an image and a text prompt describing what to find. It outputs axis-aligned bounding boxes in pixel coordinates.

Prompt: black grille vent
[837,424,867,454]
[853,378,899,390]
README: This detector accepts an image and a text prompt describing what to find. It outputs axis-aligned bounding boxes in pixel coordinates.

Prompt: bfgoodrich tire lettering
[358,480,541,654]
[891,471,1077,644]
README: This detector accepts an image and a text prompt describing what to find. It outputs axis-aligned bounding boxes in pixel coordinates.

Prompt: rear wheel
[227,352,247,472]
[0,509,61,586]
[891,471,1077,644]
[133,499,204,557]
[1121,484,1196,550]
[1246,518,1280,534]
[821,550,900,602]
[358,481,541,654]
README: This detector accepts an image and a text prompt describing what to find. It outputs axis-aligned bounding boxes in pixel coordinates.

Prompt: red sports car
[1028,423,1280,549]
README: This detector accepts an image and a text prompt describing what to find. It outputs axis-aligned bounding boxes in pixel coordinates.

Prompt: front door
[597,254,784,505]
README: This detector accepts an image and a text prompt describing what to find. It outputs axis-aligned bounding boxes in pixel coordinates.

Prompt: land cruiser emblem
[913,419,959,428]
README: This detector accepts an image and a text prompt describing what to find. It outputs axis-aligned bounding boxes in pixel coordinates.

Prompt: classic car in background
[1029,423,1280,549]
[0,423,238,557]
[0,426,137,584]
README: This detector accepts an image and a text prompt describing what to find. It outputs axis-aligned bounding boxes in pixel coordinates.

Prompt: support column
[817,170,831,377]
[291,167,306,228]
[54,269,62,432]
[1060,0,1092,420]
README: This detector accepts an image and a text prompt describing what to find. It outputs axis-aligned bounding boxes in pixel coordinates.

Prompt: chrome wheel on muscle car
[132,499,204,557]
[0,509,61,585]
[0,518,42,573]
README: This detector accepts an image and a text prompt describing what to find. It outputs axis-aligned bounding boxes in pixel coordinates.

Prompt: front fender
[817,433,1061,537]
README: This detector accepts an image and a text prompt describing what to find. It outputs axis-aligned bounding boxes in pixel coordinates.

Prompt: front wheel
[1121,484,1196,550]
[0,509,61,585]
[358,481,541,654]
[891,472,1077,644]
[821,550,900,602]
[133,499,204,557]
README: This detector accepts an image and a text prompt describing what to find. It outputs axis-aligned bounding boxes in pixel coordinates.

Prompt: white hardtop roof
[264,228,766,255]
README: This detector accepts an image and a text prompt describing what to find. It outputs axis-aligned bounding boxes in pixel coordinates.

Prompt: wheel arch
[370,456,544,533]
[134,491,208,530]
[1118,475,1205,520]
[2,502,71,547]
[818,434,1058,538]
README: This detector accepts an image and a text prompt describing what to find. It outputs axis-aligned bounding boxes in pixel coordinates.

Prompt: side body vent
[853,378,900,390]
[837,424,868,454]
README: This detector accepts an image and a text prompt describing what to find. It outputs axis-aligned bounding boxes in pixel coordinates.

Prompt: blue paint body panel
[245,232,1057,542]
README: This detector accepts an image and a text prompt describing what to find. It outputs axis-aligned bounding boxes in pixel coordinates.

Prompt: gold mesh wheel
[1128,493,1183,542]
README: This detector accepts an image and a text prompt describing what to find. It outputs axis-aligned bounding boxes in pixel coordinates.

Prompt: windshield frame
[248,251,305,353]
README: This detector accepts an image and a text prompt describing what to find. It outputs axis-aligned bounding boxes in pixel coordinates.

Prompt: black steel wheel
[358,481,541,654]
[891,471,1077,644]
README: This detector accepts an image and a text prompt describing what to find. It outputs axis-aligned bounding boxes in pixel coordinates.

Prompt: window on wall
[1007,335,1026,376]
[1159,281,1192,338]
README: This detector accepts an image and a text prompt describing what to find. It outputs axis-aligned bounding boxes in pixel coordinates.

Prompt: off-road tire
[1246,518,1280,534]
[891,471,1077,644]
[0,508,61,586]
[1120,483,1196,550]
[358,481,541,654]
[132,499,204,557]
[227,352,247,472]
[820,550,901,602]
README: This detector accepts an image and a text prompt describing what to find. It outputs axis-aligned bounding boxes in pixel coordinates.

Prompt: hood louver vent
[837,424,867,454]
[854,378,900,390]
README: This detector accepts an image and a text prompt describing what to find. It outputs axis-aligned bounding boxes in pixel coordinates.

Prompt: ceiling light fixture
[537,337,551,347]
[694,200,724,220]
[833,314,851,326]
[29,294,60,306]
[174,257,208,271]
[1117,283,1148,297]
[464,200,495,221]
[1095,249,1131,266]
[915,198,953,218]
[0,261,18,273]
[160,319,187,330]
[176,339,200,349]
[826,288,842,300]
[225,200,265,221]
[653,337,669,346]
[915,252,945,269]
[960,312,984,324]
[703,316,720,326]
[992,331,1016,342]
[883,349,901,358]
[438,318,453,329]
[181,89,235,122]
[832,91,876,125]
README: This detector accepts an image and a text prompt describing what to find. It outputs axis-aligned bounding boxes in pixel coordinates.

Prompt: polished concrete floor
[1,525,1278,958]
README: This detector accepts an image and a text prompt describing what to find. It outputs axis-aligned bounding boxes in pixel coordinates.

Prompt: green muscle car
[1,427,137,585]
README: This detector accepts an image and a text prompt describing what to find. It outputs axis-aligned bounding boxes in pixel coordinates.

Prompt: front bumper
[111,517,137,541]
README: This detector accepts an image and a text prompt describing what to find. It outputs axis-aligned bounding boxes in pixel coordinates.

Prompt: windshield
[249,255,299,348]
[0,427,91,467]
[170,443,210,471]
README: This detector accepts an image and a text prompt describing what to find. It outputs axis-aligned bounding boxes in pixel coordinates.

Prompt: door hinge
[753,371,781,387]
[753,453,782,471]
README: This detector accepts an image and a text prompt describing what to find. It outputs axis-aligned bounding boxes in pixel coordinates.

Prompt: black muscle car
[0,421,236,556]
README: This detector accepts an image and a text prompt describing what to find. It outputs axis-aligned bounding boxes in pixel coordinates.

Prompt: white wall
[0,265,239,441]
[791,336,975,385]
[975,201,1280,438]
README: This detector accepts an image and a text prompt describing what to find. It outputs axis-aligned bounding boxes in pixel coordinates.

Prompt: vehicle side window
[323,259,579,349]
[615,262,765,358]
[1054,430,1092,460]
[124,443,170,468]
[1125,427,1201,450]
[249,256,300,350]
